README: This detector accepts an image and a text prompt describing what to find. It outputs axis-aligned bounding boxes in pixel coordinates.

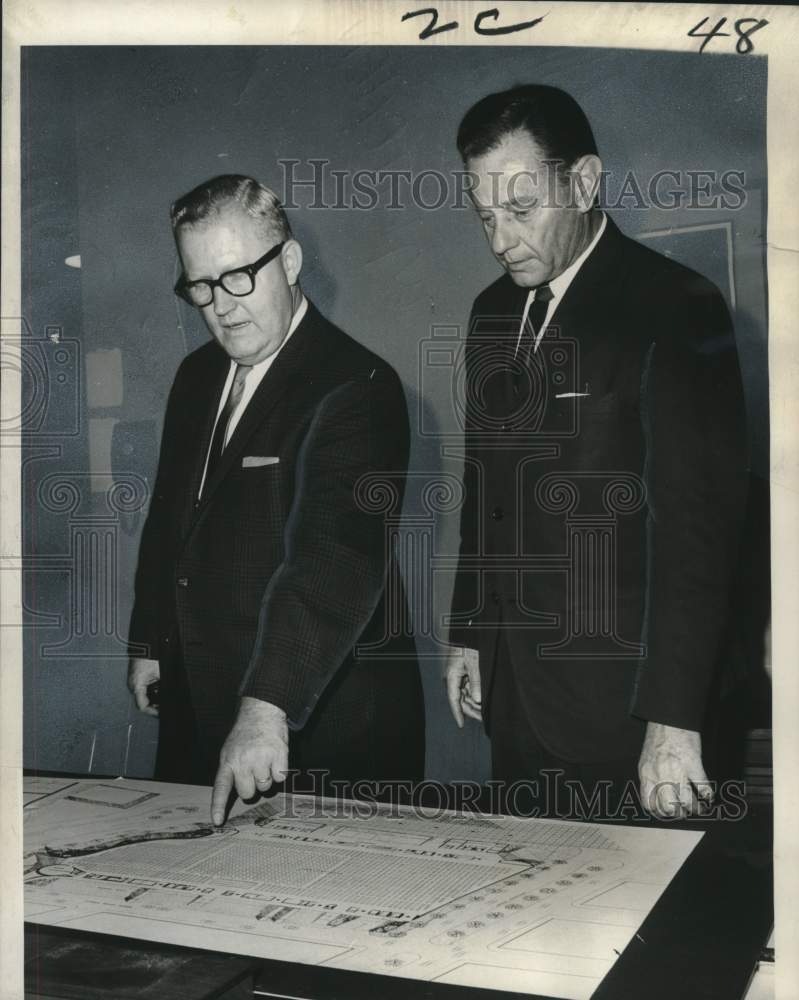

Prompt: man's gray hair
[170,174,292,243]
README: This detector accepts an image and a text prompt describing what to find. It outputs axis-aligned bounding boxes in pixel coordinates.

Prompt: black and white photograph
[2,2,796,998]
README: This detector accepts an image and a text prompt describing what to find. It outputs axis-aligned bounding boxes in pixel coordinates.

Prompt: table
[24,799,773,1000]
[24,924,260,1000]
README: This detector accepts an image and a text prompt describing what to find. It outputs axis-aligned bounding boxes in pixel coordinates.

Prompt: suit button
[490,506,504,521]
[163,635,170,645]
[177,577,189,588]
[491,590,500,604]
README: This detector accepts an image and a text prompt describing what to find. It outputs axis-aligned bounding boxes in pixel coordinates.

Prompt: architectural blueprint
[24,778,703,999]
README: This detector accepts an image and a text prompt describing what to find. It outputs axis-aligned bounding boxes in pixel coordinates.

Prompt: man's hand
[127,658,160,717]
[211,697,289,826]
[638,721,713,819]
[445,646,482,727]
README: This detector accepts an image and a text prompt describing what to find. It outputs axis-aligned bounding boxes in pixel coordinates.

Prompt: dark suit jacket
[130,301,424,783]
[450,216,748,762]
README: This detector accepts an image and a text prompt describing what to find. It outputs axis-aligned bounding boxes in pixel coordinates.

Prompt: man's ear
[281,239,303,286]
[570,154,603,213]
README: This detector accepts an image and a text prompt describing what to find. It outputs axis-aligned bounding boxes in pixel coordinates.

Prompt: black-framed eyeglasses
[174,241,286,307]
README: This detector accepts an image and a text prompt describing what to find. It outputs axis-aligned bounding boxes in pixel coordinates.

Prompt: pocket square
[242,456,280,468]
[555,383,591,399]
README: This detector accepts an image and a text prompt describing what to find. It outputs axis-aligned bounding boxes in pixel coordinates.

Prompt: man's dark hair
[456,84,599,170]
[170,174,292,243]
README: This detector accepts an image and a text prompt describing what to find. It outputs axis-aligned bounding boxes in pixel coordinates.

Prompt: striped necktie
[520,282,554,363]
[205,363,252,482]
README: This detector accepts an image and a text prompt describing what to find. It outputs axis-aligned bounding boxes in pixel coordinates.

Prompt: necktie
[205,363,252,482]
[520,282,554,364]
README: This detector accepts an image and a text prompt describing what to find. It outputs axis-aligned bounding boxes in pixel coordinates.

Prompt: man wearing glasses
[127,175,424,825]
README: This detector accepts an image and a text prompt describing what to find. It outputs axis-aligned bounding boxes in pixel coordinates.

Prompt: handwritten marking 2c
[401,6,547,41]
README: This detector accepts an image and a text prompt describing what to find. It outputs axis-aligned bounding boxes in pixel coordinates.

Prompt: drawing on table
[24,778,702,1000]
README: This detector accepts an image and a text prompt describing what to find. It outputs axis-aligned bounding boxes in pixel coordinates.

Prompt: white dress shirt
[515,212,607,355]
[198,294,308,498]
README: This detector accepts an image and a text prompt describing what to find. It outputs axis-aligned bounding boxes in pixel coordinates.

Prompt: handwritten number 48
[688,16,768,54]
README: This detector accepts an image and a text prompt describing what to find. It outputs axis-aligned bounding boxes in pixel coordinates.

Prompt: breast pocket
[217,461,291,588]
[578,388,624,417]
[571,391,643,473]
[541,389,621,442]
[227,459,291,526]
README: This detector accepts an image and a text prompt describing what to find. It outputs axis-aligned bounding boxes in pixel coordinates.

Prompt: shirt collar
[286,292,308,339]
[233,292,308,378]
[545,211,607,305]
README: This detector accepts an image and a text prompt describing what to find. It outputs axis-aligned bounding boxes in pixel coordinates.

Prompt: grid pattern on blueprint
[184,842,354,888]
[307,853,514,912]
[507,824,620,852]
[69,839,227,879]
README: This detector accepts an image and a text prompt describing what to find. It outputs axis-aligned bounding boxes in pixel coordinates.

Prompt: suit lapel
[194,301,327,512]
[479,216,627,347]
[175,350,229,540]
[477,276,528,334]
[480,218,627,422]
[542,215,626,349]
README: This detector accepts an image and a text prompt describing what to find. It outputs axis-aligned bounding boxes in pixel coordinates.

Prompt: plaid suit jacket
[129,301,424,778]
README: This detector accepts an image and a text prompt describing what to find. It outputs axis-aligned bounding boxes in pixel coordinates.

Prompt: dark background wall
[21,45,768,783]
